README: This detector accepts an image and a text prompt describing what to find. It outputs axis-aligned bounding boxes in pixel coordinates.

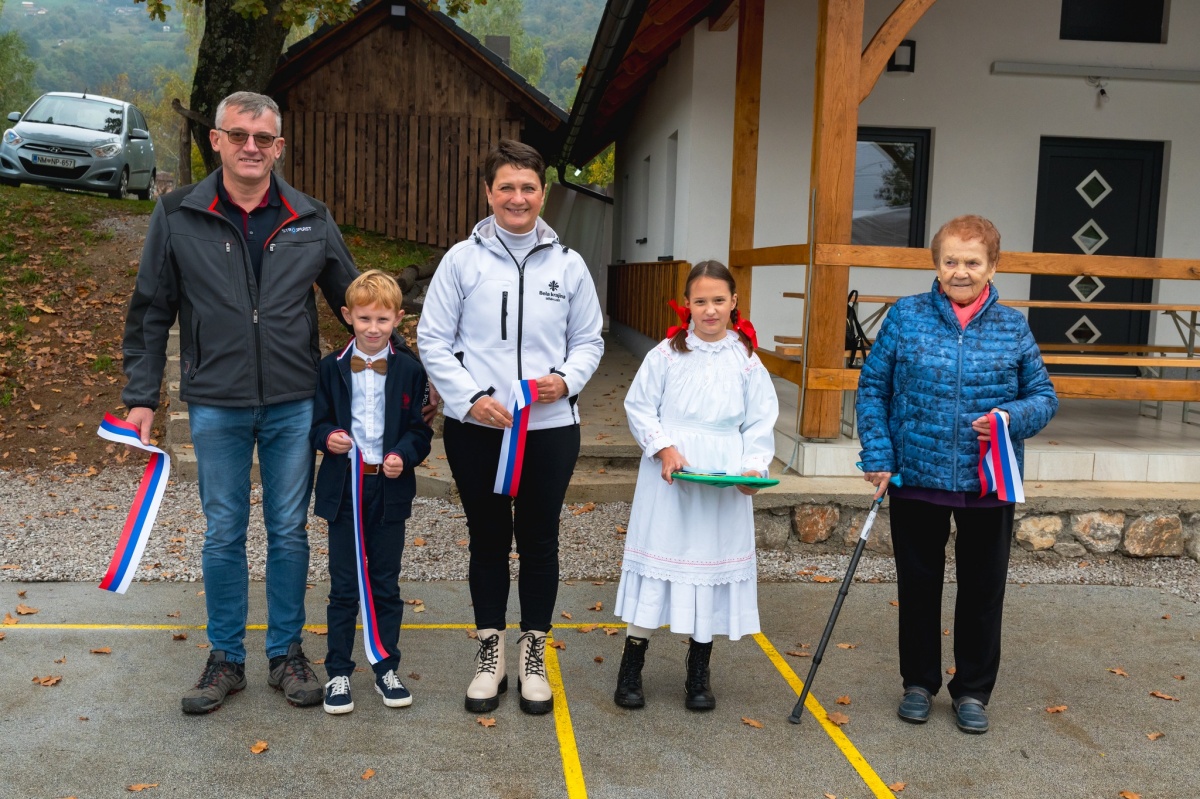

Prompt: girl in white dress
[614,260,779,711]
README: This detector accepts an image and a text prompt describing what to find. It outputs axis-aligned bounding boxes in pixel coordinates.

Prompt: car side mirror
[129,128,150,140]
[7,112,20,123]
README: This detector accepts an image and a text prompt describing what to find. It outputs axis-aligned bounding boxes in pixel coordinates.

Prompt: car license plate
[31,154,76,169]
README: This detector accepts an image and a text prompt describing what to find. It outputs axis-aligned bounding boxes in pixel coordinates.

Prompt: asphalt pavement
[3,579,1197,799]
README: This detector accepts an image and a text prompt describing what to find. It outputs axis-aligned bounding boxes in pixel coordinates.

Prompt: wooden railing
[607,261,692,342]
[281,112,520,248]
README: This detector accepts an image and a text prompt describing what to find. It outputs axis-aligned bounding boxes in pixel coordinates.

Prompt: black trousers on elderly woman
[889,496,1015,705]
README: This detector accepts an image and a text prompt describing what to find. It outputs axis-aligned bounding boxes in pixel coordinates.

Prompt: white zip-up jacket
[418,216,605,429]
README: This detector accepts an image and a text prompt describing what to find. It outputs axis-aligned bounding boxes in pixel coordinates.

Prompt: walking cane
[787,471,902,725]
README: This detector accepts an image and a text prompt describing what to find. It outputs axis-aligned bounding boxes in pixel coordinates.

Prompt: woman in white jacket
[417,140,604,716]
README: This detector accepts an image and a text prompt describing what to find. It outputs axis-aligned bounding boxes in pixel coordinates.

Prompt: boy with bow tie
[310,270,433,714]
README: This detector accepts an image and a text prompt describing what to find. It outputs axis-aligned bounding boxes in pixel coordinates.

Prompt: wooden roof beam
[728,0,764,316]
[858,0,937,104]
[709,0,738,32]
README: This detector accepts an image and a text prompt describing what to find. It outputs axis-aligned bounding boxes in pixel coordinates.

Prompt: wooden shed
[269,0,567,248]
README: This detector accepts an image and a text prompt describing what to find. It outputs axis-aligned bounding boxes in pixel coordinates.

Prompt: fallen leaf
[127,784,159,792]
[812,575,837,583]
[0,565,20,571]
[824,794,836,799]
[888,783,907,792]
[888,600,899,607]
[1162,614,1170,620]
[1173,674,1186,681]
[2,613,16,625]
[1108,667,1129,678]
[79,716,88,721]
[946,666,957,675]
[250,740,269,754]
[455,538,469,546]
[578,624,597,634]
[785,650,811,658]
[741,717,764,728]
[1150,690,1179,701]
[477,716,497,728]
[615,525,626,534]
[172,633,188,641]
[508,552,519,560]
[54,656,67,664]
[466,629,478,639]
[550,639,566,650]
[32,674,63,686]
[591,580,606,586]
[166,610,180,618]
[413,537,426,546]
[835,643,856,650]
[308,626,328,636]
[1045,705,1068,713]
[1147,731,1165,741]
[1119,792,1142,799]
[836,695,851,705]
[15,603,38,615]
[361,768,375,780]
[594,656,604,663]
[561,611,573,620]
[16,590,25,597]
[797,568,815,576]
[404,599,423,605]
[0,631,5,640]
[943,629,950,636]
[408,672,420,680]
[589,602,603,611]
[826,711,850,726]
[603,627,619,636]
[413,604,426,613]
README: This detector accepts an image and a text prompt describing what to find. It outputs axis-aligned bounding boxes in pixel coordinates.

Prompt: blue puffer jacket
[856,280,1058,492]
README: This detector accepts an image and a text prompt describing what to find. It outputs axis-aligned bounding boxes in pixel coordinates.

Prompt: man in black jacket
[122,91,354,714]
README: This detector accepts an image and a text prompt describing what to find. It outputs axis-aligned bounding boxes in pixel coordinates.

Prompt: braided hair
[670,260,753,356]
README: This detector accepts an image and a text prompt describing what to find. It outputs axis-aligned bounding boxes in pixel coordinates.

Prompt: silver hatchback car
[1,92,156,200]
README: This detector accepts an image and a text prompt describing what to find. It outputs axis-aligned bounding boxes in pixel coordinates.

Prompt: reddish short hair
[931,215,1001,267]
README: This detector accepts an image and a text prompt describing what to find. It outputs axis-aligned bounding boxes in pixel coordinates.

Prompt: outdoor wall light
[887,39,916,73]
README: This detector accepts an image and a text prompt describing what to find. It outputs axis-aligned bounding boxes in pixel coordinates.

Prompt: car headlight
[2,129,22,146]
[91,142,121,158]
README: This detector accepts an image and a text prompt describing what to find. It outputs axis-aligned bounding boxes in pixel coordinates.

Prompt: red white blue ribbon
[95,412,171,594]
[493,379,539,496]
[978,411,1024,503]
[347,441,388,665]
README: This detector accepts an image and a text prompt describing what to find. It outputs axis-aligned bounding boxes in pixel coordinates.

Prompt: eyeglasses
[216,128,279,148]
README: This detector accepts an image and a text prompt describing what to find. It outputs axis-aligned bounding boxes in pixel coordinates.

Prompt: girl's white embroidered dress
[616,331,779,641]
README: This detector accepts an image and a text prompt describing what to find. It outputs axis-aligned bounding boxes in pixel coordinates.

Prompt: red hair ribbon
[733,315,758,349]
[666,299,691,338]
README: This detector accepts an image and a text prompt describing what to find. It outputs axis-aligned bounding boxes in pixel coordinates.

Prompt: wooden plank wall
[607,261,693,341]
[281,112,520,248]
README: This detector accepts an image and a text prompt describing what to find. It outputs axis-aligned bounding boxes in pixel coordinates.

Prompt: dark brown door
[1029,137,1163,375]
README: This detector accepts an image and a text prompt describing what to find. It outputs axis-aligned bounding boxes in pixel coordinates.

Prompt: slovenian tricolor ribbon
[978,411,1024,503]
[348,441,388,665]
[493,379,539,496]
[96,412,171,593]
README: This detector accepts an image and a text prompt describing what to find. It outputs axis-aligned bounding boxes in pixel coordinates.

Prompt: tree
[0,0,36,114]
[138,0,485,174]
[454,0,546,88]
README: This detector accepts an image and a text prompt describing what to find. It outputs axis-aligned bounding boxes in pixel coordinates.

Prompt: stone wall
[755,503,1200,562]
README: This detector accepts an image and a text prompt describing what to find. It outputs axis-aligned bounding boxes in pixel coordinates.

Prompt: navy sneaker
[375,669,413,708]
[897,687,932,724]
[953,697,989,734]
[323,675,354,715]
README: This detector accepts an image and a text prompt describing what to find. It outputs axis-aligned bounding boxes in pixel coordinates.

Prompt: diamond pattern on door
[1068,274,1105,302]
[1075,169,1113,208]
[1072,220,1109,255]
[1066,315,1102,344]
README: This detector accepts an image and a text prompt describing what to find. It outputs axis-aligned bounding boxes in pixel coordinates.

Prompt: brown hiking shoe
[181,651,247,714]
[267,642,323,707]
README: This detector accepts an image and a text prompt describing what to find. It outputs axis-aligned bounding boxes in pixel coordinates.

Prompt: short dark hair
[484,140,546,188]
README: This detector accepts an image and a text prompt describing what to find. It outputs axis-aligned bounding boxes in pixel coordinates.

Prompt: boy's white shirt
[347,341,388,465]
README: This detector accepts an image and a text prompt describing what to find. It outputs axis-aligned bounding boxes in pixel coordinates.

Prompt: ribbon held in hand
[347,441,389,665]
[494,379,539,496]
[665,299,691,339]
[978,411,1024,503]
[95,413,171,593]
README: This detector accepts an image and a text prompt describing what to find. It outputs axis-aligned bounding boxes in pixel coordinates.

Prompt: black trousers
[443,418,580,632]
[325,472,405,678]
[889,496,1015,704]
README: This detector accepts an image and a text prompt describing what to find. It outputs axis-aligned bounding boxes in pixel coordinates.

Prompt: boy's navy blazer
[310,338,433,522]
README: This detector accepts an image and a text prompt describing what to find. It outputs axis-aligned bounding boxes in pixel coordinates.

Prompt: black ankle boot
[684,638,715,711]
[614,636,649,708]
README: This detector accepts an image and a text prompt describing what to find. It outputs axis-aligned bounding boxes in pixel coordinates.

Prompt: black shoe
[684,638,715,711]
[897,687,932,724]
[267,642,323,707]
[181,651,247,714]
[614,636,649,708]
[954,697,989,734]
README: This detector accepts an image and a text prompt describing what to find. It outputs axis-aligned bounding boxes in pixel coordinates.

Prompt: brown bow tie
[350,356,387,375]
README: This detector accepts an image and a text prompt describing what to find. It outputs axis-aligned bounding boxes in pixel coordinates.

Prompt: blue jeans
[189,400,315,663]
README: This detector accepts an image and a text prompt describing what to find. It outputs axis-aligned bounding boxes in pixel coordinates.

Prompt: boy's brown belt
[360,463,381,475]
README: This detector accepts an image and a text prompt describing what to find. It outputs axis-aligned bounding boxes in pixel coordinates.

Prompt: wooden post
[801,0,864,439]
[728,0,765,316]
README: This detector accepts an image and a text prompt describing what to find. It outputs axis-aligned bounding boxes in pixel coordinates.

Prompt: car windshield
[23,96,124,134]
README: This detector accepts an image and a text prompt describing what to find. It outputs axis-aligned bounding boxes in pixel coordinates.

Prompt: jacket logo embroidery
[540,280,566,302]
[280,226,313,234]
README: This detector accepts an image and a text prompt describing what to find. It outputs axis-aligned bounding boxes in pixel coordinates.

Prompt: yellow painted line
[545,635,588,799]
[8,622,627,631]
[754,632,896,799]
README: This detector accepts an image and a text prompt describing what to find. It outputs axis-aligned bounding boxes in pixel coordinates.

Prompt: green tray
[671,472,780,488]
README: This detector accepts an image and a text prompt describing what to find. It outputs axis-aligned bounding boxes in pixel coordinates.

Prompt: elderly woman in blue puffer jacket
[857,215,1058,736]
